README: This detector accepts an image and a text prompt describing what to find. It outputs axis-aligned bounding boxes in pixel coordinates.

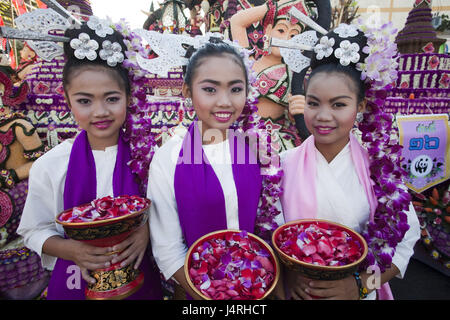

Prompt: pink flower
[188,231,275,300]
[428,55,440,69]
[439,73,449,88]
[276,222,363,266]
[422,42,435,53]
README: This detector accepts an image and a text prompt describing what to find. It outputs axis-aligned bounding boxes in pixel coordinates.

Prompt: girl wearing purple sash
[17,19,162,300]
[148,41,285,299]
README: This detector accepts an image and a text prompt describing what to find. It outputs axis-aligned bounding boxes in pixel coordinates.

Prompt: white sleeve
[16,157,64,270]
[147,142,187,281]
[392,202,421,278]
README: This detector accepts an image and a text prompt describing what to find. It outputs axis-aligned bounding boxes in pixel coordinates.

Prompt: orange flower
[432,188,439,201]
[429,197,438,206]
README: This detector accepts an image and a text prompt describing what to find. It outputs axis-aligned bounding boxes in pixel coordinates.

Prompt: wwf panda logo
[410,155,433,177]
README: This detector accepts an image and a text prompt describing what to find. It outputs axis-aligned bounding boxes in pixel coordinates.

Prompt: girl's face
[65,67,128,150]
[305,72,364,162]
[183,54,247,143]
[266,20,302,57]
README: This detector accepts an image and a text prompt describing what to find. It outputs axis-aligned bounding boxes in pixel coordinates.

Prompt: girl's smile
[314,126,336,135]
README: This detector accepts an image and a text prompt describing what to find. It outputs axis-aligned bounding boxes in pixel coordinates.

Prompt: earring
[262,35,271,56]
[184,97,193,110]
[356,112,364,123]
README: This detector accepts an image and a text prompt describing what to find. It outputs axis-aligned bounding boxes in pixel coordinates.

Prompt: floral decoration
[70,32,99,61]
[356,20,399,91]
[411,184,450,264]
[58,195,149,223]
[275,221,364,266]
[314,36,335,60]
[87,16,114,38]
[187,230,276,300]
[439,73,449,88]
[333,21,412,273]
[99,40,124,67]
[333,23,359,38]
[334,40,360,66]
[428,55,440,69]
[113,20,158,194]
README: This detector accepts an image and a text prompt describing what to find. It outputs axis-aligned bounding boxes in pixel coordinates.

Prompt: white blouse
[17,139,119,270]
[147,126,284,281]
[280,143,421,299]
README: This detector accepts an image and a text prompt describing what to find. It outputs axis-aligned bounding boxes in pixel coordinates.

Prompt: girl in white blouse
[17,21,162,300]
[147,41,285,299]
[281,24,420,299]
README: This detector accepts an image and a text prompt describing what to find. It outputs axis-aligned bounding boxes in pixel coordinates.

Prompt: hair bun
[63,18,126,67]
[310,24,368,72]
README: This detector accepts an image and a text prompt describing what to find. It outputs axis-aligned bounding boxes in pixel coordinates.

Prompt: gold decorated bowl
[185,229,280,300]
[55,196,151,300]
[272,219,368,281]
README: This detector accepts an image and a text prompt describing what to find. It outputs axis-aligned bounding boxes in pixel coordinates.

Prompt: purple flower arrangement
[355,21,412,273]
[113,20,159,193]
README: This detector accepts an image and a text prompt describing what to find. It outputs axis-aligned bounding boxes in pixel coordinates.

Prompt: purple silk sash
[174,121,262,248]
[46,130,162,300]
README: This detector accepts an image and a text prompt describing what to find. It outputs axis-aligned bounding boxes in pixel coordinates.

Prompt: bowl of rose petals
[56,195,150,300]
[185,230,280,300]
[272,219,368,280]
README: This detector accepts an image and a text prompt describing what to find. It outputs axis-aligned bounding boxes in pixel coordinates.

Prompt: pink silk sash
[280,134,393,300]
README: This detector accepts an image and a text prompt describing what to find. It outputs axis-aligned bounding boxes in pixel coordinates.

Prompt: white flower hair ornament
[314,36,334,60]
[333,23,358,38]
[99,40,124,67]
[70,32,99,61]
[87,16,114,38]
[309,22,399,90]
[334,40,360,66]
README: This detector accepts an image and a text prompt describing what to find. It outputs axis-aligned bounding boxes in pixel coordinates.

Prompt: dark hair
[307,28,369,103]
[62,23,130,96]
[183,41,249,93]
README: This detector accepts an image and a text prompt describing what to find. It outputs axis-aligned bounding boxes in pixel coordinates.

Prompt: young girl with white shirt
[147,41,284,299]
[282,23,420,300]
[17,20,162,300]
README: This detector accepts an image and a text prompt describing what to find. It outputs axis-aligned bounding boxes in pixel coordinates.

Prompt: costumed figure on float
[230,0,331,151]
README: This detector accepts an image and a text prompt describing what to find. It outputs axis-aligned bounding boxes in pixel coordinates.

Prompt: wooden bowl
[272,219,368,281]
[184,229,280,300]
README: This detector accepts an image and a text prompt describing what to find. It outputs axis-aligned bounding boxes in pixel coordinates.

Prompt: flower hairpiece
[99,40,124,67]
[70,32,98,61]
[356,20,399,90]
[314,36,334,60]
[87,16,114,37]
[333,23,359,38]
[334,40,360,66]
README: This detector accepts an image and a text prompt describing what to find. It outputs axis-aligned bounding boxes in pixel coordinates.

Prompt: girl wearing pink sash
[17,19,162,300]
[282,23,420,300]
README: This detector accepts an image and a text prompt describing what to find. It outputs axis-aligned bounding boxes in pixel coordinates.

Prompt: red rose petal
[277,222,363,266]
